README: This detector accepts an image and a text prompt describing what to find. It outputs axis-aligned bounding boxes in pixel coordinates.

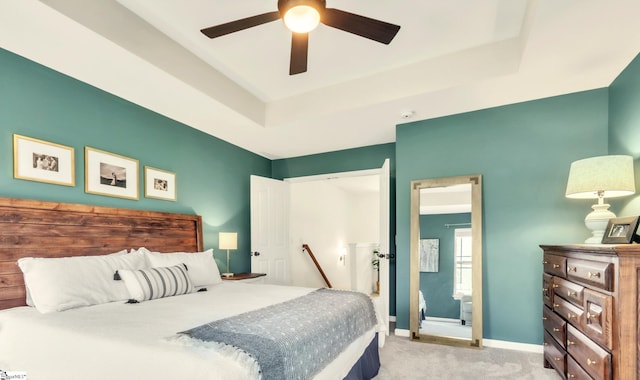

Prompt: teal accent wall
[272,144,395,180]
[609,52,640,215]
[272,144,397,315]
[396,89,609,344]
[419,213,471,319]
[609,53,640,157]
[0,48,271,273]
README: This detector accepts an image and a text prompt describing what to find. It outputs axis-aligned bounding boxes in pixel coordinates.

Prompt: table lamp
[565,155,635,243]
[219,232,237,277]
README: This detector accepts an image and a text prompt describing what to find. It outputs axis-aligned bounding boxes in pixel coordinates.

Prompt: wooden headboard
[0,197,203,310]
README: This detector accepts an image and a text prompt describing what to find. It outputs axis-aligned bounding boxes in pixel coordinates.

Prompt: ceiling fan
[200,0,401,75]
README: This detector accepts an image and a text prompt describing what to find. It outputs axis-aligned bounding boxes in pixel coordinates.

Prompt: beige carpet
[375,334,562,379]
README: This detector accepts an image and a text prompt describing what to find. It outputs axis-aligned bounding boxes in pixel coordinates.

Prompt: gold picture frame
[144,166,176,201]
[85,147,139,200]
[13,134,75,187]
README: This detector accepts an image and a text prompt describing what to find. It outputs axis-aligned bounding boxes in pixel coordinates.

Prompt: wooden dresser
[541,244,640,380]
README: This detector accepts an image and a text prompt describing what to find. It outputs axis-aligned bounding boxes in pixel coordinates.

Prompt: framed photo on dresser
[601,215,640,244]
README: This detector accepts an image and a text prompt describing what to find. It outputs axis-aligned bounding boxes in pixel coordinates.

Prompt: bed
[0,197,380,380]
[419,290,426,323]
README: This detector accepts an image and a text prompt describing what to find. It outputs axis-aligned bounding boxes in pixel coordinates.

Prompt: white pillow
[18,250,147,313]
[117,264,193,302]
[24,249,128,307]
[140,247,222,287]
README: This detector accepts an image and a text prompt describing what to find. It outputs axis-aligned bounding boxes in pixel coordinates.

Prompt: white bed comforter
[0,282,376,380]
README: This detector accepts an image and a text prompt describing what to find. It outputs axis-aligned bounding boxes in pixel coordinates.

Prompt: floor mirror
[409,174,483,348]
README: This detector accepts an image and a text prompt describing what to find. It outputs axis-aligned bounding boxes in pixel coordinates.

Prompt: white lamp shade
[219,232,237,250]
[565,155,636,199]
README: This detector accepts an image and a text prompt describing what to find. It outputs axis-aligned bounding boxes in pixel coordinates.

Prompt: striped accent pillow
[118,264,193,302]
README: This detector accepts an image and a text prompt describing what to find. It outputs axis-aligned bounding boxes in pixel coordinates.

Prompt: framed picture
[602,216,640,244]
[144,166,176,201]
[85,147,139,200]
[13,134,75,186]
[419,238,439,272]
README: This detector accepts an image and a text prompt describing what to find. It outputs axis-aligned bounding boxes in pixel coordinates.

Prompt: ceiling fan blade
[322,8,400,45]
[200,11,281,38]
[290,32,309,75]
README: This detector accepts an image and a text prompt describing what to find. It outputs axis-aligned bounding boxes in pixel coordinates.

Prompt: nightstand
[221,272,266,284]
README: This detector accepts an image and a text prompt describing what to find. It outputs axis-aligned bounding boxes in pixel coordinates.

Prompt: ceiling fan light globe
[284,5,320,33]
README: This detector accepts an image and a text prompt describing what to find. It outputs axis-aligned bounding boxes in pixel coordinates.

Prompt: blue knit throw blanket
[179,288,377,380]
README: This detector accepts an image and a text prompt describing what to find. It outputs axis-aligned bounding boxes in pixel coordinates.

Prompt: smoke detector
[400,110,415,119]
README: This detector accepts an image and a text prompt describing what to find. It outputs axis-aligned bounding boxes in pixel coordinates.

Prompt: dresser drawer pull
[567,290,577,297]
[552,284,559,289]
[554,357,562,361]
[567,312,576,320]
[568,374,576,379]
[587,312,598,320]
[568,266,577,272]
[567,340,575,346]
[553,328,560,332]
[588,271,601,279]
[542,316,548,321]
[553,303,560,308]
[553,264,561,269]
[587,358,597,366]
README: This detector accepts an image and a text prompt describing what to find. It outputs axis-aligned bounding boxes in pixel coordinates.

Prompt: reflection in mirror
[410,175,483,348]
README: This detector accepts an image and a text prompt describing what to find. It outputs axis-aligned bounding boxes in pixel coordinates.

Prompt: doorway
[250,160,391,341]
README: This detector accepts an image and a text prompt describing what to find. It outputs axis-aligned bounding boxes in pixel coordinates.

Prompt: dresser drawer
[566,258,613,291]
[567,355,595,380]
[554,277,584,307]
[554,296,584,328]
[544,253,567,277]
[544,330,566,376]
[543,306,566,347]
[567,325,611,380]
[583,289,613,350]
[543,273,553,308]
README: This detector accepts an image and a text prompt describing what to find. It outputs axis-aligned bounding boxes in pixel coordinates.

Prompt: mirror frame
[409,174,483,348]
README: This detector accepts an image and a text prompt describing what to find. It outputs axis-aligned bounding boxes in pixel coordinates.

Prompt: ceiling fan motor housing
[278,0,327,19]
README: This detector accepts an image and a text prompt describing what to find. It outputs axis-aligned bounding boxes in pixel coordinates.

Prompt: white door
[250,175,291,285]
[378,159,391,341]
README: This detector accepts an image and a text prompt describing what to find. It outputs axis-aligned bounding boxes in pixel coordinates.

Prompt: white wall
[347,191,379,242]
[289,178,379,291]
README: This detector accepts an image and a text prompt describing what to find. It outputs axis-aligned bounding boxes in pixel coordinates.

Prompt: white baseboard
[391,329,543,353]
[424,316,459,323]
[482,339,543,353]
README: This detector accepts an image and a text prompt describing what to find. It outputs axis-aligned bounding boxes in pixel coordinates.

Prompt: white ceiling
[1,1,639,159]
[420,184,471,215]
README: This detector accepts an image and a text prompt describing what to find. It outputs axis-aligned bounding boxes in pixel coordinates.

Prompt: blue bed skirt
[343,333,380,380]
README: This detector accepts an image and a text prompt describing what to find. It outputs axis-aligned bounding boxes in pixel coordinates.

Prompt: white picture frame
[13,134,75,187]
[85,147,139,200]
[144,166,176,201]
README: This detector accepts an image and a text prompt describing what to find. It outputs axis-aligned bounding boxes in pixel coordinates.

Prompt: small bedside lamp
[565,155,636,243]
[219,232,237,277]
